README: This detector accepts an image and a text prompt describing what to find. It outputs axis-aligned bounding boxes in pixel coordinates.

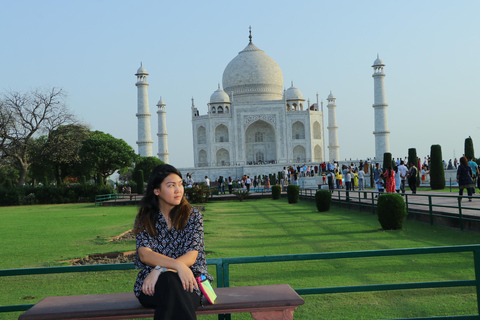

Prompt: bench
[18,284,304,320]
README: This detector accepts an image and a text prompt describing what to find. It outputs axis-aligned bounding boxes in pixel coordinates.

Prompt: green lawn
[1,199,480,319]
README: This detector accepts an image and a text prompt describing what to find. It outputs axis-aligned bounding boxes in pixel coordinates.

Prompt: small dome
[286,82,303,100]
[136,65,148,75]
[372,54,385,67]
[327,91,335,100]
[210,86,230,103]
[156,96,165,106]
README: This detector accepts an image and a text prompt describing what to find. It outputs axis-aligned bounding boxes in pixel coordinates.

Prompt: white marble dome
[136,65,148,75]
[372,54,385,67]
[222,42,283,102]
[210,86,230,103]
[286,83,303,100]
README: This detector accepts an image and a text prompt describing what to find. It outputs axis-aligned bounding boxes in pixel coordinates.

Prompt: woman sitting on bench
[133,164,213,320]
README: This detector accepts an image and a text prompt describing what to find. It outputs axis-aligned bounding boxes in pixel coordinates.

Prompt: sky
[1,0,479,168]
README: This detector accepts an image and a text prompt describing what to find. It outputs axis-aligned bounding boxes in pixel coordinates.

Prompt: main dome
[222,41,283,102]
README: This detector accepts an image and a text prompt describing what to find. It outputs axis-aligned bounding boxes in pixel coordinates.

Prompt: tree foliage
[79,131,136,184]
[430,144,445,190]
[134,156,164,183]
[0,88,76,186]
[465,137,475,160]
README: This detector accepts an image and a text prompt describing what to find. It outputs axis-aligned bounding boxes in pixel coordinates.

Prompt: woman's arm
[138,247,199,293]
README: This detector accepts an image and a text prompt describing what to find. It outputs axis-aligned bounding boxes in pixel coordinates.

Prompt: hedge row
[0,184,114,206]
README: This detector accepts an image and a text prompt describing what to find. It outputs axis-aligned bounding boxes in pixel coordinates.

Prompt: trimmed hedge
[0,183,114,206]
[377,193,406,230]
[315,190,331,212]
[287,184,300,204]
[465,137,475,160]
[430,144,445,190]
[271,185,281,200]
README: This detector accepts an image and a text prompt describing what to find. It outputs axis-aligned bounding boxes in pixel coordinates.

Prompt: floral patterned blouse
[134,207,212,298]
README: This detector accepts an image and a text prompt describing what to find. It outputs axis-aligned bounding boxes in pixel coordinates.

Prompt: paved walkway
[324,188,480,219]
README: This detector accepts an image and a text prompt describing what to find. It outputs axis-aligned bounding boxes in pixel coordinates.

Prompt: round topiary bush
[377,193,406,230]
[271,185,281,200]
[315,190,331,212]
[287,184,300,204]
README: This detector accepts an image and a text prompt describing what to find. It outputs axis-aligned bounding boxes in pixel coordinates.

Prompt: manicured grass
[1,199,480,319]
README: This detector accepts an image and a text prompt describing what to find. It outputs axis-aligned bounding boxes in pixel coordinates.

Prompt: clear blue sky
[2,0,479,168]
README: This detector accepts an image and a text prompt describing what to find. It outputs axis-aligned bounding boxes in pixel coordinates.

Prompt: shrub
[233,189,249,202]
[430,144,445,190]
[271,185,281,200]
[287,184,300,204]
[184,184,210,203]
[383,152,392,170]
[315,190,331,212]
[377,193,406,230]
[465,137,475,160]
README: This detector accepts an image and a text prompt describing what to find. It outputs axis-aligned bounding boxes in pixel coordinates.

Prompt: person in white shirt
[397,161,408,194]
[204,176,210,187]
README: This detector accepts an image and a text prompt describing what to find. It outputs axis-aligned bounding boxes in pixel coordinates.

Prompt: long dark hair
[134,164,191,236]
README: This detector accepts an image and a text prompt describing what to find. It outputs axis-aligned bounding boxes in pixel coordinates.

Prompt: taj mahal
[134,30,390,182]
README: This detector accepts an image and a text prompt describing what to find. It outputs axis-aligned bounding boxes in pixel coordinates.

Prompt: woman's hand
[142,269,161,296]
[176,262,198,292]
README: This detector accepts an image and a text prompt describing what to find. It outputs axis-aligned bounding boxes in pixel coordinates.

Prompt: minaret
[156,97,169,163]
[372,54,390,161]
[135,63,153,157]
[327,91,340,162]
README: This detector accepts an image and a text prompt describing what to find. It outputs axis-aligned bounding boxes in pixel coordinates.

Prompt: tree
[79,131,136,184]
[134,156,164,183]
[28,124,90,185]
[0,88,76,186]
[430,144,445,190]
[465,137,475,160]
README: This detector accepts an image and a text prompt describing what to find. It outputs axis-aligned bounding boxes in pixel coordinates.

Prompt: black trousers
[138,272,201,320]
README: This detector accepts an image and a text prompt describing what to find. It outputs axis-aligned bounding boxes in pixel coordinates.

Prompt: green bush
[377,193,406,230]
[465,137,475,160]
[271,185,281,200]
[430,144,445,190]
[383,152,392,170]
[184,184,211,203]
[315,190,331,212]
[233,189,249,202]
[287,184,300,204]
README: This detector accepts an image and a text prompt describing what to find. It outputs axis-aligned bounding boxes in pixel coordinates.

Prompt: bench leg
[251,307,297,320]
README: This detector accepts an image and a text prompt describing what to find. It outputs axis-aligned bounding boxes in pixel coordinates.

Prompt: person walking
[457,156,475,202]
[383,166,396,193]
[408,163,418,194]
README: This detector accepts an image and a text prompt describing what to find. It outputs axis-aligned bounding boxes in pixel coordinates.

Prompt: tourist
[397,160,408,194]
[358,167,365,190]
[468,157,479,195]
[457,156,475,202]
[327,170,334,192]
[352,169,358,191]
[383,166,395,193]
[264,176,270,191]
[133,164,212,320]
[204,176,210,187]
[394,166,401,193]
[407,163,418,194]
[186,173,194,188]
[228,177,233,194]
[245,176,251,192]
[345,168,352,191]
[373,163,382,197]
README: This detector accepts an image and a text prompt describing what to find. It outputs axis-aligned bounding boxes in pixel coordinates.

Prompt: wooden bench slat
[18,284,304,320]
